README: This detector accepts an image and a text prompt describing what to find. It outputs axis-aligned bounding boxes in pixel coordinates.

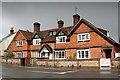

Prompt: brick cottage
[4,14,120,68]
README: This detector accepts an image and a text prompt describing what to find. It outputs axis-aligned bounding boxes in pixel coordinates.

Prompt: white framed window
[49,31,56,36]
[78,33,90,41]
[55,50,66,59]
[31,51,40,58]
[16,40,23,46]
[16,52,23,58]
[53,31,56,35]
[77,49,90,59]
[56,36,67,43]
[33,39,41,45]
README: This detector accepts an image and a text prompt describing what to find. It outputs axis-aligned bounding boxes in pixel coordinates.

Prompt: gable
[15,31,26,40]
[38,44,52,53]
[33,34,40,39]
[6,31,27,51]
[74,23,93,33]
[39,47,49,53]
[68,18,118,46]
[56,29,67,36]
[58,31,65,36]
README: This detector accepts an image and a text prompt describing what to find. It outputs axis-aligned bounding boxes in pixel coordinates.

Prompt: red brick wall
[7,32,30,58]
[8,32,28,51]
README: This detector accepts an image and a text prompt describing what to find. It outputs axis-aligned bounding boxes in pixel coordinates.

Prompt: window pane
[60,38,62,42]
[62,37,65,42]
[78,51,81,58]
[59,52,61,58]
[62,52,64,58]
[81,51,84,58]
[85,51,89,58]
[79,35,81,40]
[82,35,85,40]
[86,34,89,39]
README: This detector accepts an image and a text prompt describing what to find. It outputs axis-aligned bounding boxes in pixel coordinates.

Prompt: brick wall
[36,59,99,68]
[2,58,20,64]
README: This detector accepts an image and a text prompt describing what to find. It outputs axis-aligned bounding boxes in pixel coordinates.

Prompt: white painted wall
[0,33,16,56]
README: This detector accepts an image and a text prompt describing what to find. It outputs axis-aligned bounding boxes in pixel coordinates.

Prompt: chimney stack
[10,27,14,34]
[34,22,40,32]
[73,14,80,26]
[57,20,64,28]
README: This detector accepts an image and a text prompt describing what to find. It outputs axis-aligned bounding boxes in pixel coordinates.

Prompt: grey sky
[1,2,119,43]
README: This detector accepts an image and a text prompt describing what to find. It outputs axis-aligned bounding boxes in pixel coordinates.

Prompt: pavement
[5,63,120,72]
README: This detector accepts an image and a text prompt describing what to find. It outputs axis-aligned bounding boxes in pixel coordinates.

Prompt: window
[56,36,66,43]
[33,39,41,45]
[16,41,23,46]
[31,51,40,58]
[49,31,56,36]
[16,52,23,58]
[78,33,90,41]
[53,31,56,35]
[77,49,90,59]
[55,50,66,59]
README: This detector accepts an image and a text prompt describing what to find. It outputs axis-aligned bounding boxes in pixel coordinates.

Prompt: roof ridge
[41,26,73,32]
[19,29,33,33]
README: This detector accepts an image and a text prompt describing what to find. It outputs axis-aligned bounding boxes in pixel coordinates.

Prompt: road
[1,63,120,79]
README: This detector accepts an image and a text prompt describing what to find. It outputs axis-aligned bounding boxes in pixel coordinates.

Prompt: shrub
[4,51,14,62]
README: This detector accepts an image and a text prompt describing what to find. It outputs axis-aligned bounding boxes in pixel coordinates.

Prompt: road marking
[100,71,111,74]
[27,70,77,74]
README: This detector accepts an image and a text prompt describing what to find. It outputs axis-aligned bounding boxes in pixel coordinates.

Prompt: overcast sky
[1,2,119,43]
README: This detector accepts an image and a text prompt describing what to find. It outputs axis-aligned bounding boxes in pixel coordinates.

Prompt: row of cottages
[0,28,16,57]
[4,14,119,67]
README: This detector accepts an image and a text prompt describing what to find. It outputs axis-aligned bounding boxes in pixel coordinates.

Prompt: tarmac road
[1,63,120,79]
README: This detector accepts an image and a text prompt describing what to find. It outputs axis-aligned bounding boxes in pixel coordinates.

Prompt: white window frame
[56,36,67,43]
[53,31,56,35]
[16,52,23,58]
[55,50,66,59]
[32,51,40,58]
[77,49,90,59]
[33,38,41,45]
[78,33,90,41]
[16,40,23,47]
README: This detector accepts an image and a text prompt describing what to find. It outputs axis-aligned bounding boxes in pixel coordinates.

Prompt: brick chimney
[57,20,64,28]
[73,14,80,26]
[34,22,40,32]
[10,27,14,34]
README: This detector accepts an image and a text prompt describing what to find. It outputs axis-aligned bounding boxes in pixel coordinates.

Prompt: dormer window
[56,36,67,43]
[53,31,56,35]
[48,31,56,36]
[78,33,90,41]
[33,39,41,45]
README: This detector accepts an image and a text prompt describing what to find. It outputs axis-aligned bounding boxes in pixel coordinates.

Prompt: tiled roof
[19,30,33,41]
[18,18,118,45]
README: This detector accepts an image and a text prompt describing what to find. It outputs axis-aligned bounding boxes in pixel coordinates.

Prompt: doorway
[103,49,112,58]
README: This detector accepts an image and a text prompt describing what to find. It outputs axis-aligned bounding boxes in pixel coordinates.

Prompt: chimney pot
[10,27,14,34]
[73,14,80,26]
[33,22,40,32]
[57,20,64,28]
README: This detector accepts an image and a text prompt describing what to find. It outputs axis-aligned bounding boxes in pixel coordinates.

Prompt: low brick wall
[2,58,20,64]
[36,59,99,68]
[111,59,120,68]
